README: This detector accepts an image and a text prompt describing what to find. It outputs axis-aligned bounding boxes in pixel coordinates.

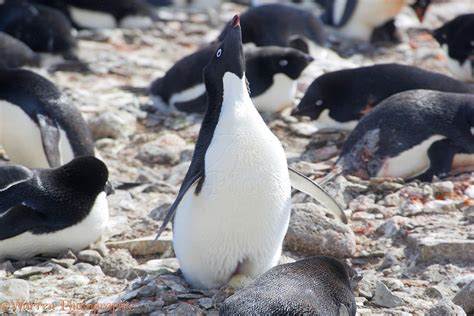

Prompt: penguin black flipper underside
[155,171,204,239]
[288,167,347,223]
[0,204,47,240]
[0,165,33,193]
[37,113,61,168]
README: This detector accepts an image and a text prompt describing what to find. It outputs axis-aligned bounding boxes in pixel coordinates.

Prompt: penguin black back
[220,256,359,316]
[0,1,76,57]
[0,32,40,68]
[293,63,473,126]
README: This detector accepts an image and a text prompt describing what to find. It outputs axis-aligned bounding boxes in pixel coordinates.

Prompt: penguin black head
[46,156,109,196]
[253,47,313,80]
[292,74,331,119]
[433,14,474,63]
[410,0,431,22]
[203,15,245,111]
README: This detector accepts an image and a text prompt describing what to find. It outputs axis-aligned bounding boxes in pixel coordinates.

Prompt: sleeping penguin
[217,4,326,49]
[337,90,474,181]
[155,15,345,290]
[150,45,314,113]
[320,0,430,42]
[220,256,360,316]
[433,14,474,82]
[0,68,95,168]
[0,1,77,59]
[292,63,474,131]
[0,156,109,260]
[0,32,40,68]
[29,0,159,29]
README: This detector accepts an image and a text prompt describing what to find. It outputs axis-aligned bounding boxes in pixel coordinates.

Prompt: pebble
[372,281,404,308]
[88,111,137,139]
[408,235,474,264]
[0,279,29,302]
[100,249,138,280]
[198,297,214,310]
[453,280,474,314]
[13,266,53,279]
[77,249,102,265]
[432,181,454,194]
[63,274,90,286]
[106,234,172,256]
[427,299,466,316]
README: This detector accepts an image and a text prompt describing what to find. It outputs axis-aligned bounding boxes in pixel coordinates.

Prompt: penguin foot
[228,274,253,289]
[87,237,109,257]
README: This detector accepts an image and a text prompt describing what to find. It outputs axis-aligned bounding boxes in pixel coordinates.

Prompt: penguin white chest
[251,74,297,113]
[442,45,474,82]
[69,6,117,29]
[173,73,292,289]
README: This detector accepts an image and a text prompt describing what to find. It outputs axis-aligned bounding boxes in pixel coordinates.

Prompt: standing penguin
[0,68,95,168]
[156,15,344,290]
[433,14,474,82]
[292,63,474,130]
[337,90,474,181]
[217,4,326,49]
[0,1,77,59]
[30,0,159,29]
[150,45,313,113]
[0,32,40,68]
[0,156,109,260]
[220,256,360,316]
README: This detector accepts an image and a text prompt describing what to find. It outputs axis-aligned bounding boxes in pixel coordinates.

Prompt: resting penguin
[0,68,95,168]
[0,32,40,68]
[336,90,474,181]
[220,256,360,316]
[0,156,109,260]
[433,14,474,82]
[320,0,430,42]
[150,45,314,113]
[29,0,159,29]
[292,63,474,131]
[0,1,77,58]
[217,4,326,49]
[155,15,345,290]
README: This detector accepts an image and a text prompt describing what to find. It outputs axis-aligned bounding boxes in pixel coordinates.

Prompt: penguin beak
[305,55,314,64]
[231,14,240,28]
[105,181,115,196]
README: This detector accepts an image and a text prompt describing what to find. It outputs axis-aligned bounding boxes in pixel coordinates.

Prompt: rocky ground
[1,1,474,315]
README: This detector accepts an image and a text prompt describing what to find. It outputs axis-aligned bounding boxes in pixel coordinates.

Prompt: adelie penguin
[336,90,474,181]
[0,156,109,260]
[0,32,40,68]
[30,0,159,29]
[155,15,345,290]
[0,68,95,168]
[220,256,360,316]
[292,63,474,131]
[0,0,77,59]
[320,0,430,42]
[150,45,314,113]
[433,14,474,82]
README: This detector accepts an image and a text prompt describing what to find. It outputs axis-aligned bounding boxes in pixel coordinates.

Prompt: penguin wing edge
[0,165,33,193]
[288,167,347,224]
[37,113,61,168]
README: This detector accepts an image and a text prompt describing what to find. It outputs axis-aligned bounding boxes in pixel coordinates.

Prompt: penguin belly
[0,101,75,168]
[0,192,108,260]
[377,135,446,178]
[69,6,117,29]
[251,74,297,113]
[313,109,358,131]
[173,76,291,289]
[119,16,154,29]
[168,83,206,110]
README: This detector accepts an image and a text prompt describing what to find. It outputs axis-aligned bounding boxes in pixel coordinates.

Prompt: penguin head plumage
[292,75,329,119]
[256,47,314,80]
[410,0,431,22]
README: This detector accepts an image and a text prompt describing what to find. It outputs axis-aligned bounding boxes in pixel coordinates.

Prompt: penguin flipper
[288,167,347,224]
[37,113,61,168]
[0,165,33,193]
[155,171,204,240]
[0,204,47,240]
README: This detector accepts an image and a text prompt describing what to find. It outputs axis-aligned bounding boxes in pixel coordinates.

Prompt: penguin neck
[220,72,255,120]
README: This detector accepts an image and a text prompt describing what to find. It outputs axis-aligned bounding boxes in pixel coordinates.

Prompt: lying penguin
[337,90,474,181]
[0,32,40,68]
[433,14,474,82]
[217,4,326,49]
[292,63,474,131]
[0,156,109,260]
[0,68,95,168]
[155,15,345,290]
[320,0,430,42]
[0,1,77,59]
[30,0,159,29]
[220,256,360,316]
[150,45,314,113]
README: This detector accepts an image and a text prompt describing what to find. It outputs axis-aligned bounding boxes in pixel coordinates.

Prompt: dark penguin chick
[0,32,40,68]
[220,256,360,316]
[29,0,158,29]
[217,4,326,48]
[0,1,77,59]
[321,0,429,42]
[292,63,474,131]
[150,45,313,113]
[0,156,109,260]
[433,14,474,82]
[0,68,95,168]
[337,90,474,181]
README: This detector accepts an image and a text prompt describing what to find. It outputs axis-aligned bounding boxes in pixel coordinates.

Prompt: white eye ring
[315,100,323,106]
[279,59,288,66]
[216,49,222,58]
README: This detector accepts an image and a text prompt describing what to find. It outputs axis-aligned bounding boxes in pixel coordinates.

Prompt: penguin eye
[216,49,222,58]
[315,100,323,106]
[279,59,288,67]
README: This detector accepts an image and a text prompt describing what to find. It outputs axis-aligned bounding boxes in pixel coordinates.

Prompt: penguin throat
[221,72,253,113]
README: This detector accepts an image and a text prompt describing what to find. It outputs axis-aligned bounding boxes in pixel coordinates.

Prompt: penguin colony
[0,0,473,314]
